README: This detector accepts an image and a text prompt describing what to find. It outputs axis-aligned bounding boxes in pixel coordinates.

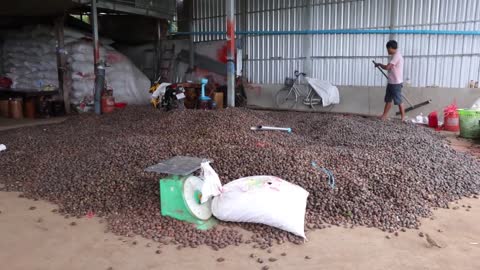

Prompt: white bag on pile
[200,162,223,204]
[72,61,95,75]
[472,98,480,110]
[104,49,151,104]
[2,25,59,90]
[2,24,150,104]
[205,171,309,238]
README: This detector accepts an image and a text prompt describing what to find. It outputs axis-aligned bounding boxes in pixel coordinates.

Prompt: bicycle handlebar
[294,70,307,77]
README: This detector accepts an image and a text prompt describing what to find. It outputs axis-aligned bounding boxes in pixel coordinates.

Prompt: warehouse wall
[117,39,226,82]
[246,84,480,119]
[191,0,480,88]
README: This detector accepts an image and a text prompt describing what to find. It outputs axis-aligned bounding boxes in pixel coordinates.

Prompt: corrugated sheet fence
[192,0,480,87]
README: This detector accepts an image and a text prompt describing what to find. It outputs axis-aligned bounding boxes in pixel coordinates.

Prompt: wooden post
[54,15,71,113]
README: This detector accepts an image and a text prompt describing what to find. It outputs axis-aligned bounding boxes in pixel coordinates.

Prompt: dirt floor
[1,126,479,270]
[0,192,479,270]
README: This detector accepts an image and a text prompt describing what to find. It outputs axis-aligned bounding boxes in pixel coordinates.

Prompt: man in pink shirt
[375,40,405,121]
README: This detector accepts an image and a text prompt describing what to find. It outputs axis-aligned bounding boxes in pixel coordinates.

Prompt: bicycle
[275,70,323,110]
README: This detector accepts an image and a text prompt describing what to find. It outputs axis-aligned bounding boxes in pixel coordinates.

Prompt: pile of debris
[0,107,478,249]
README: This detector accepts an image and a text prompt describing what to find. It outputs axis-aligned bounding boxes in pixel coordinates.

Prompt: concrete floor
[0,116,67,132]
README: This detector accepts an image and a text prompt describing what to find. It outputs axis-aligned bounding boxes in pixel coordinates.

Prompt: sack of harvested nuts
[210,175,309,238]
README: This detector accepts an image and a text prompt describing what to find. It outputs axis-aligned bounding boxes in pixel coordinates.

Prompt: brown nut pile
[0,106,479,249]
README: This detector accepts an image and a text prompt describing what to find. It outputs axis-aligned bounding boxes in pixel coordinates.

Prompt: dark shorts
[385,83,403,105]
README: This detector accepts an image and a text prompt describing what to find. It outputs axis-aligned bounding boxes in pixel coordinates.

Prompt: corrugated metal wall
[192,0,480,88]
[393,0,480,88]
[244,0,308,84]
[310,0,391,87]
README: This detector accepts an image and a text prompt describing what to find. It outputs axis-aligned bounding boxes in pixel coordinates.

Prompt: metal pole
[91,0,101,114]
[239,0,247,75]
[226,0,236,107]
[154,19,162,81]
[54,15,71,114]
[389,0,397,41]
[186,0,194,69]
[303,0,313,76]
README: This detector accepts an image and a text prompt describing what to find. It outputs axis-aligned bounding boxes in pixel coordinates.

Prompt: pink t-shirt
[388,52,404,84]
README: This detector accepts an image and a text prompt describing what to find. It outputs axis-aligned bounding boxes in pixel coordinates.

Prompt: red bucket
[101,96,115,114]
[114,102,127,109]
[444,113,460,132]
[443,102,460,132]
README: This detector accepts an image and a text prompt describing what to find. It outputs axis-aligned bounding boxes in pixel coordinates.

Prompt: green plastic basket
[458,109,480,139]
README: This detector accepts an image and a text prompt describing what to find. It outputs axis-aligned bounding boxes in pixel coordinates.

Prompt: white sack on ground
[305,77,340,107]
[210,175,309,238]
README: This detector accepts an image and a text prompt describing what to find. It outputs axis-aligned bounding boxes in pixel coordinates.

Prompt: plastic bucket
[444,111,460,132]
[458,109,480,139]
[0,99,9,117]
[8,98,23,119]
[24,99,36,119]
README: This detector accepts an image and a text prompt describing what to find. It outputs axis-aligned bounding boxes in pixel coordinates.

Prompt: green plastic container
[458,109,480,139]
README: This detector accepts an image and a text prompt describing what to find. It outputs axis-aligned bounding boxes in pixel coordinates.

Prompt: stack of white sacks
[3,26,59,89]
[2,25,150,105]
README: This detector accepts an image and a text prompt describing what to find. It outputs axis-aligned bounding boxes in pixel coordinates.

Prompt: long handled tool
[372,60,431,115]
[250,125,292,133]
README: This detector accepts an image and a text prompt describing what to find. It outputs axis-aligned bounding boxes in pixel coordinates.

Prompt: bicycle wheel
[309,96,324,111]
[304,89,324,111]
[275,87,298,109]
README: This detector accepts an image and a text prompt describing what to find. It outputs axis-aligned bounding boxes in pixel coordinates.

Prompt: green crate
[458,109,480,139]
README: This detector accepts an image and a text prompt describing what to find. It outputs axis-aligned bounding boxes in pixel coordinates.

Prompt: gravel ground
[0,106,478,249]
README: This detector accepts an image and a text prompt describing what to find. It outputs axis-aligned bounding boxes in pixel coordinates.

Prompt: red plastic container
[428,111,438,128]
[114,102,127,109]
[444,113,460,131]
[443,102,460,132]
[101,96,115,113]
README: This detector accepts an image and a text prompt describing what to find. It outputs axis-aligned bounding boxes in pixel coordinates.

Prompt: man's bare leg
[380,102,393,120]
[398,103,406,121]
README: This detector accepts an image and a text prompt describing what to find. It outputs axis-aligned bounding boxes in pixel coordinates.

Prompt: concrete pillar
[91,0,101,115]
[226,0,236,107]
[389,0,397,41]
[303,0,313,76]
